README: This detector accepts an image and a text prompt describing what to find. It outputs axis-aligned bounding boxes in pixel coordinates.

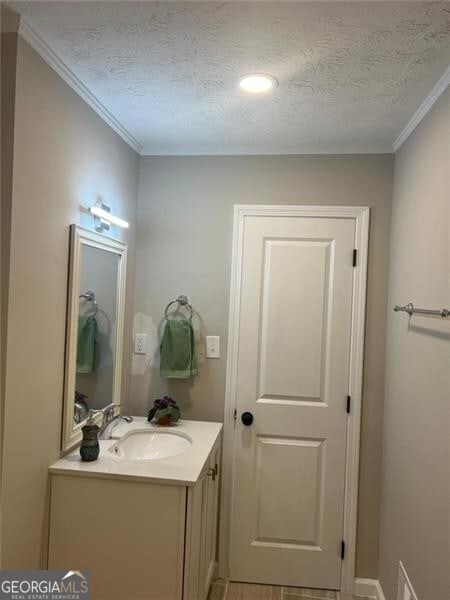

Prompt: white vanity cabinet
[184,441,220,600]
[48,425,221,600]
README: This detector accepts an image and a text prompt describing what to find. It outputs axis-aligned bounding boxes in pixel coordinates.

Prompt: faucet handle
[104,403,124,412]
[101,403,127,425]
[100,404,117,425]
[86,408,104,425]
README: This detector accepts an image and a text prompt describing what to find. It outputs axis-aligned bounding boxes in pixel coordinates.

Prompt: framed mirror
[62,225,127,452]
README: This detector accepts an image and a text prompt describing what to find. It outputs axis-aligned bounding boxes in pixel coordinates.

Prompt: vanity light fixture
[89,203,129,231]
[238,73,278,94]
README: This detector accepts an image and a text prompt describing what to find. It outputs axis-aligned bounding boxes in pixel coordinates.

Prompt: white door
[230,213,356,590]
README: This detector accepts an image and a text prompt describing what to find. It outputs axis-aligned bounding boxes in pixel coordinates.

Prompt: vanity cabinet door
[198,465,211,599]
[184,466,208,600]
[48,475,186,600]
[203,444,220,595]
[198,440,221,600]
[184,439,221,600]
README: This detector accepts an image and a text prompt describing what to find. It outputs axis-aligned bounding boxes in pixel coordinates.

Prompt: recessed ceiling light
[238,73,278,94]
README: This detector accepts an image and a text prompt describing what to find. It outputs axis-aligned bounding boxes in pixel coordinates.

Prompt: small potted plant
[147,396,180,426]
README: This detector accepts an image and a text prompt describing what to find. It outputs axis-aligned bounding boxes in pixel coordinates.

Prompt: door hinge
[346,395,351,414]
[341,540,346,560]
[352,249,357,267]
[233,409,237,422]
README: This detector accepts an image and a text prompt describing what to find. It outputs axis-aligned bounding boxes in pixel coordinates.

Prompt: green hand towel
[160,319,198,378]
[77,315,98,373]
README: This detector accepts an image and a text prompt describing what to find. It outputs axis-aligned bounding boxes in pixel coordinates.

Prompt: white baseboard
[354,578,386,600]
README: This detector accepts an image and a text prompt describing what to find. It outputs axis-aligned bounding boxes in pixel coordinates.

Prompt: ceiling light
[238,74,278,94]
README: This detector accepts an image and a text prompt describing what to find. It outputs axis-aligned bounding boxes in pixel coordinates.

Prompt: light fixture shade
[238,73,278,94]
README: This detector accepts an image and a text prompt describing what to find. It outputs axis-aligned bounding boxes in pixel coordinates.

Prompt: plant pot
[157,415,172,426]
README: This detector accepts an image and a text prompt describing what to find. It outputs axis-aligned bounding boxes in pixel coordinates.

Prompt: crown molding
[17,18,142,154]
[393,66,450,152]
[140,145,392,156]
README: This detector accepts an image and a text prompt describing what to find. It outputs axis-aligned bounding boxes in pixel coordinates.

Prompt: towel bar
[394,302,450,317]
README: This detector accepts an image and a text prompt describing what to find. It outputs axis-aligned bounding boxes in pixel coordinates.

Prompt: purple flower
[154,396,177,409]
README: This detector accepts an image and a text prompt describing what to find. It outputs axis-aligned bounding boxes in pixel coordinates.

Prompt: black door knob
[241,412,254,426]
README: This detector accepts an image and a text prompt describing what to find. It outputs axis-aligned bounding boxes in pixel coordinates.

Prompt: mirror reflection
[74,245,120,425]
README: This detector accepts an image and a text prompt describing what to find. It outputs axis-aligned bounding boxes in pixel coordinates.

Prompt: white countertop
[49,418,223,487]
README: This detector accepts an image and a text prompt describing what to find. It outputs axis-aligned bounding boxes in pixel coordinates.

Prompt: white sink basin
[109,429,192,461]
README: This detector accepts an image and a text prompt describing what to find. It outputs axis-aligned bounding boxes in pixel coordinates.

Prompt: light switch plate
[206,335,220,359]
[134,333,147,354]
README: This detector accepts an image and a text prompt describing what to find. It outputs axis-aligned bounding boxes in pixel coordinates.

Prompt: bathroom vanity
[48,418,222,600]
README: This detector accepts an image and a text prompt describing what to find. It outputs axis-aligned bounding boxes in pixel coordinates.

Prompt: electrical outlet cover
[134,333,147,355]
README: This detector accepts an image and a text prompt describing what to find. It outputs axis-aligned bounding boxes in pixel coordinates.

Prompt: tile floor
[207,581,373,600]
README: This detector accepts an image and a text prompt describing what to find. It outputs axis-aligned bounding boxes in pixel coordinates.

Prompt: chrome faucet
[98,404,133,440]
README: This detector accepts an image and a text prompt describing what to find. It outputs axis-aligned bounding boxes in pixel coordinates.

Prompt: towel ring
[79,290,98,317]
[164,295,193,321]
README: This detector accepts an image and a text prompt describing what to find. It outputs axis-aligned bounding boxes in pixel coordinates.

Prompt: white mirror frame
[62,225,128,452]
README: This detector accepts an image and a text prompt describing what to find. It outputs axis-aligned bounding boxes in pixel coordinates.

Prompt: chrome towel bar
[394,302,450,318]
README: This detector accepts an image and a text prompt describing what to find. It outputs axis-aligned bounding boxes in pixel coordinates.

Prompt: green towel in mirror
[77,315,98,373]
[160,319,198,378]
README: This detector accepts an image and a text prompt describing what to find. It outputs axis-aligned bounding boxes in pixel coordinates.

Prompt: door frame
[218,205,370,595]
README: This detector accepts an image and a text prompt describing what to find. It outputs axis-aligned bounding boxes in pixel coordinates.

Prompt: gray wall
[1,8,20,503]
[132,154,394,577]
[379,88,449,599]
[1,36,139,568]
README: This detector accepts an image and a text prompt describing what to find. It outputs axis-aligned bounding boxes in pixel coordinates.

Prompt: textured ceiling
[10,1,450,154]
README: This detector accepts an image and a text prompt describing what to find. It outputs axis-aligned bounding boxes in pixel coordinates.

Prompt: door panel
[259,239,332,402]
[254,436,325,546]
[230,215,355,589]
